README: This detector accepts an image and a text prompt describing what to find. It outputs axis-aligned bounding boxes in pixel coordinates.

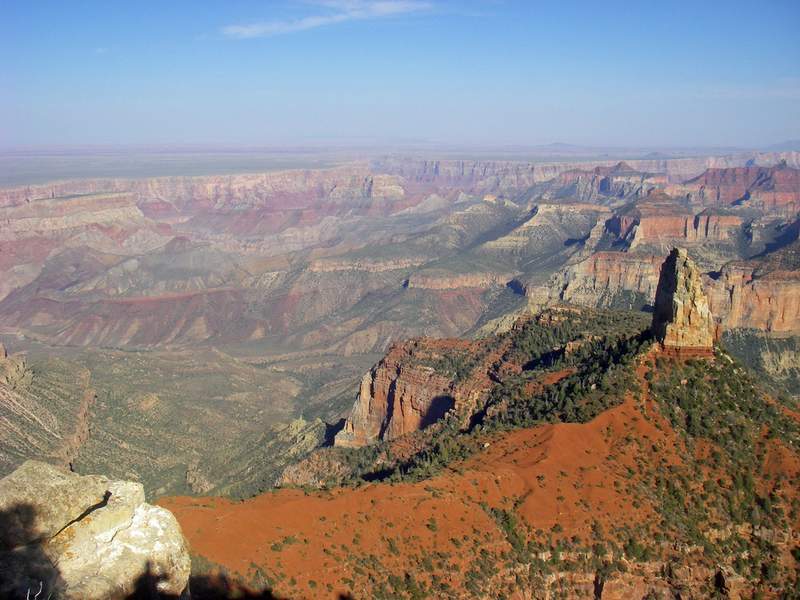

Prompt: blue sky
[3,0,799,148]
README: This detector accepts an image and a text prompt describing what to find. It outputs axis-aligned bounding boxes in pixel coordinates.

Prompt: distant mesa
[163,235,194,253]
[651,247,715,355]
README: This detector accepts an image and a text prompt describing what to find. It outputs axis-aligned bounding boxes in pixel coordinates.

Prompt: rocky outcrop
[334,342,456,447]
[667,164,800,216]
[544,162,666,203]
[651,248,715,354]
[481,203,609,254]
[685,210,743,242]
[534,247,800,337]
[0,346,26,387]
[332,331,511,449]
[0,460,190,599]
[536,252,664,310]
[603,195,741,247]
[705,240,800,334]
[606,196,694,248]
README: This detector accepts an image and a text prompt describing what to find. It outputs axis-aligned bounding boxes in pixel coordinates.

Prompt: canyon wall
[334,342,457,447]
[667,165,800,216]
[373,151,800,189]
[706,261,800,334]
[538,248,800,336]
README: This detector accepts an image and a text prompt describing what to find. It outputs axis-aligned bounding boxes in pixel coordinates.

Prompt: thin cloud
[222,1,432,39]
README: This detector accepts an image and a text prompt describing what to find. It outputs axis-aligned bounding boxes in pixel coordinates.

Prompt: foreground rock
[651,247,715,354]
[0,460,190,599]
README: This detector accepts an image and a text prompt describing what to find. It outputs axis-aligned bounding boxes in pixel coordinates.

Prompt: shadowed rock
[0,460,190,599]
[651,247,715,354]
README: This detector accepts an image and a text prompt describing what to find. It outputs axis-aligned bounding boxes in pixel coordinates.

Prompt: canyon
[0,150,798,503]
[165,255,800,597]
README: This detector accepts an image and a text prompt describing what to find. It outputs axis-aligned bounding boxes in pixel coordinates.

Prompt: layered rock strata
[537,243,800,336]
[667,165,800,216]
[651,248,715,354]
[334,342,457,447]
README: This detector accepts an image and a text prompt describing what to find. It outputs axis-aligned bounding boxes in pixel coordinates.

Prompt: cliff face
[0,352,98,478]
[372,151,800,190]
[705,240,800,334]
[604,196,744,250]
[0,167,407,211]
[333,330,511,449]
[334,341,459,448]
[685,211,743,241]
[539,252,663,310]
[545,162,665,203]
[668,165,800,216]
[651,248,715,353]
[479,203,608,262]
[538,245,800,337]
[607,197,693,245]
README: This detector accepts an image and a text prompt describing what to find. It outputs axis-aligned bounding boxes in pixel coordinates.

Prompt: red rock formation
[607,196,694,244]
[705,241,800,334]
[333,324,516,448]
[334,341,459,447]
[539,243,800,336]
[651,248,715,354]
[603,195,741,247]
[667,164,800,216]
[685,210,743,241]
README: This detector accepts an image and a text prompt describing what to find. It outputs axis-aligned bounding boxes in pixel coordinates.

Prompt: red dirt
[161,374,685,598]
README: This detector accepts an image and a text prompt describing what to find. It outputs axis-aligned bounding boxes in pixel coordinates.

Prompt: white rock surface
[0,460,191,599]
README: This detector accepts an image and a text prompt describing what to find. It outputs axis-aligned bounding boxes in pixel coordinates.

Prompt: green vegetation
[328,308,800,594]
[489,320,650,428]
[721,328,800,397]
[339,308,652,484]
[645,354,800,584]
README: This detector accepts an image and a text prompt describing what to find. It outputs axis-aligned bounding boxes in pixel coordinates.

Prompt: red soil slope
[162,378,689,598]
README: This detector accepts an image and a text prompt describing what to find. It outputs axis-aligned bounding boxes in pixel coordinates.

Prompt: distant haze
[3,0,799,148]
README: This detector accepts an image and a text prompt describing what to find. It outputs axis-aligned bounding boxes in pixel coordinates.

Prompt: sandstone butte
[334,339,472,448]
[651,247,715,355]
[540,238,800,337]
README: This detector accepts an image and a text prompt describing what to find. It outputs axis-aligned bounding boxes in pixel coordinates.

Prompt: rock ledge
[0,460,190,599]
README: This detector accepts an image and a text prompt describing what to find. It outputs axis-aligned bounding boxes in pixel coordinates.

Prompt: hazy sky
[3,0,799,148]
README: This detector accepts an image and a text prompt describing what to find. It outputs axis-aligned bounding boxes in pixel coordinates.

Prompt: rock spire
[651,248,715,354]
